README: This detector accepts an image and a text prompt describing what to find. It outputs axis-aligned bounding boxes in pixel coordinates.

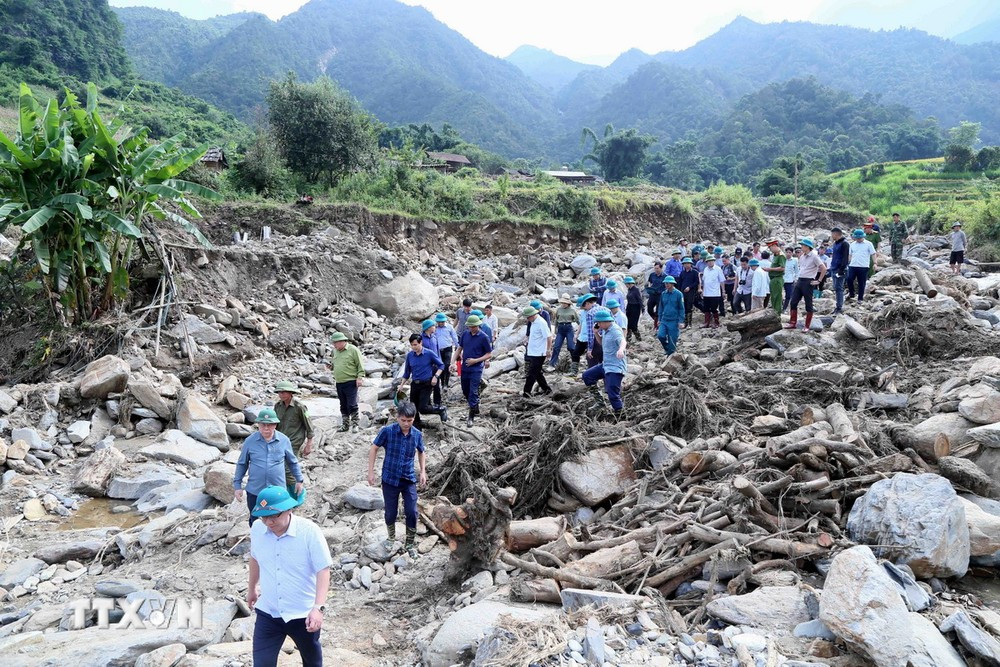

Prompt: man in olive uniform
[888,212,908,263]
[765,239,786,315]
[274,381,314,494]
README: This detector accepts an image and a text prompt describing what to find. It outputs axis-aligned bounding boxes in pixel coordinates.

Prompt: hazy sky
[109,0,999,65]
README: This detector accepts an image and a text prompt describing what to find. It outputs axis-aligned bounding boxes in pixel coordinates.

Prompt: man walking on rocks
[329,332,365,432]
[950,222,967,275]
[700,256,725,328]
[583,311,627,416]
[829,227,850,314]
[750,258,769,311]
[677,257,700,328]
[888,212,908,263]
[733,256,753,314]
[274,381,314,493]
[248,484,331,667]
[549,294,580,373]
[420,319,443,406]
[720,254,736,316]
[589,267,608,304]
[646,261,667,324]
[368,401,426,557]
[455,314,492,426]
[848,229,877,303]
[521,306,552,397]
[656,276,684,356]
[765,239,786,315]
[786,238,826,332]
[434,312,458,393]
[234,408,304,527]
[578,294,609,368]
[624,276,643,342]
[399,333,448,428]
[455,298,473,337]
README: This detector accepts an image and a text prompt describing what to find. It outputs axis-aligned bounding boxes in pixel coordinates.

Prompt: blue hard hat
[749,259,760,266]
[713,247,723,255]
[607,299,620,308]
[530,300,542,310]
[252,485,303,517]
[590,267,601,275]
[623,276,635,284]
[471,309,484,317]
[594,310,614,323]
[681,257,693,264]
[852,229,866,238]
[421,319,435,331]
[799,238,815,249]
[664,276,677,284]
[607,280,617,288]
[435,313,447,323]
[577,293,597,307]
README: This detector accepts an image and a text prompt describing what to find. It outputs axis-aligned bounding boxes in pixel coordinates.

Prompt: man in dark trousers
[829,227,850,314]
[368,401,426,557]
[455,314,492,426]
[397,333,448,428]
[645,261,667,324]
[521,305,552,397]
[677,257,700,329]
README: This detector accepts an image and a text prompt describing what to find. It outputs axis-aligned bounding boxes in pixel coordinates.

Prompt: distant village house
[541,170,598,186]
[200,147,229,172]
[424,151,473,173]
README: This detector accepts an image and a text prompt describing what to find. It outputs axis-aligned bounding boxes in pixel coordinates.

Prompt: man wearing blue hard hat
[656,276,684,356]
[248,484,331,667]
[786,238,827,332]
[582,309,628,415]
[588,266,608,304]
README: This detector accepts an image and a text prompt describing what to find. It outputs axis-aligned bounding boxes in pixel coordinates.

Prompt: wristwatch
[313,604,326,613]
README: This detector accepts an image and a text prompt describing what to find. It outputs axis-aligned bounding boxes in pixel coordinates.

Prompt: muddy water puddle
[58,497,145,531]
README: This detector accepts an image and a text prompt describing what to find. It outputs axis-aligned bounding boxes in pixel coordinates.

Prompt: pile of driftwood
[445,399,947,628]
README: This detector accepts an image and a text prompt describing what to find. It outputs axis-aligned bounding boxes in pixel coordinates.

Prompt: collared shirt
[695,260,708,274]
[589,277,608,303]
[848,240,876,268]
[658,289,685,322]
[455,308,471,337]
[251,514,332,622]
[626,286,643,306]
[555,305,579,325]
[403,348,444,382]
[373,423,425,484]
[233,431,302,494]
[458,329,492,367]
[830,238,850,273]
[484,314,499,336]
[601,323,627,375]
[583,305,610,349]
[602,289,624,307]
[784,257,799,284]
[721,262,737,285]
[701,266,725,297]
[751,267,771,297]
[769,252,786,279]
[664,260,682,279]
[952,230,967,251]
[525,316,551,356]
[434,322,459,350]
[611,309,627,328]
[331,343,365,384]
[677,268,700,292]
[736,266,753,295]
[273,399,313,449]
[648,270,667,292]
[798,250,825,279]
[421,331,440,357]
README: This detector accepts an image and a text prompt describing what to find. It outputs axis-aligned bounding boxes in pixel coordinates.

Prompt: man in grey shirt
[950,222,968,275]
[455,298,473,337]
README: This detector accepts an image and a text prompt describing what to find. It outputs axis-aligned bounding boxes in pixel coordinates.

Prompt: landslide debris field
[2,202,1000,667]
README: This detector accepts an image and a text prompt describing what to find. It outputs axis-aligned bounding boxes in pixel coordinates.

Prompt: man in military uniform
[274,381,314,494]
[888,212,908,263]
[764,239,786,315]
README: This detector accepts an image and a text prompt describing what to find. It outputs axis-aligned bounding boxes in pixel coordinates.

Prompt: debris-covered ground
[1,202,1000,666]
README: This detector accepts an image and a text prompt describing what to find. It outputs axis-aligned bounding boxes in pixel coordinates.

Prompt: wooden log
[563,540,643,579]
[767,422,832,451]
[687,523,829,560]
[505,516,567,553]
[575,518,690,552]
[647,538,740,590]
[852,392,909,410]
[914,267,939,299]
[725,440,759,457]
[733,476,779,515]
[890,424,949,462]
[510,578,562,604]
[725,307,781,342]
[500,551,620,592]
[680,450,738,475]
[801,406,827,426]
[843,315,876,340]
[825,404,857,441]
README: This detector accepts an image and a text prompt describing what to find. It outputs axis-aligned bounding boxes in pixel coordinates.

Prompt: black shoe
[521,392,532,399]
[539,388,552,396]
[440,406,449,423]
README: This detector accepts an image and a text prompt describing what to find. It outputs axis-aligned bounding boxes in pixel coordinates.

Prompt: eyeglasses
[260,512,285,523]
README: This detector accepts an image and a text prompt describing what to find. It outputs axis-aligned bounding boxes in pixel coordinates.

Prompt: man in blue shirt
[368,401,426,557]
[656,276,685,356]
[455,315,492,426]
[420,320,442,405]
[398,333,448,429]
[589,267,608,304]
[665,252,683,279]
[646,262,668,324]
[234,408,304,526]
[433,312,459,392]
[583,311,627,415]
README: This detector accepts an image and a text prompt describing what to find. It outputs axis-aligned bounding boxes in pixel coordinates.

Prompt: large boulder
[706,586,812,633]
[72,446,127,496]
[911,413,977,456]
[108,464,185,500]
[361,270,438,320]
[968,357,1000,383]
[960,496,1000,562]
[79,355,130,399]
[425,600,553,667]
[139,430,222,468]
[0,556,46,589]
[569,255,597,276]
[819,546,963,667]
[203,461,237,504]
[176,394,229,451]
[343,484,384,511]
[847,473,969,578]
[959,385,1000,425]
[970,423,1000,449]
[128,379,175,421]
[558,445,635,506]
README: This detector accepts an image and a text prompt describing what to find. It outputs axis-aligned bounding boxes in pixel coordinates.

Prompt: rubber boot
[467,408,475,427]
[803,312,814,333]
[568,361,579,376]
[350,411,360,432]
[405,527,418,558]
[786,310,798,330]
[383,523,396,550]
[702,313,711,329]
[685,312,692,328]
[588,384,605,410]
[338,416,350,432]
[635,330,641,342]
[713,313,720,328]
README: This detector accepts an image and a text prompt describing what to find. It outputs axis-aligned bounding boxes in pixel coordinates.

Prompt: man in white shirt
[782,246,799,312]
[733,256,754,314]
[750,258,770,311]
[847,229,877,303]
[483,305,500,343]
[522,305,552,397]
[700,256,726,328]
[249,485,332,667]
[606,299,628,329]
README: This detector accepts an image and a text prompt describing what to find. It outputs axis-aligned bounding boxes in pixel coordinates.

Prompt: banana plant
[0,83,221,321]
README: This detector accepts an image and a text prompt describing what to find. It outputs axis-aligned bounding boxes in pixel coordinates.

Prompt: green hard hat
[466,315,483,327]
[273,380,300,393]
[522,306,538,317]
[330,332,348,342]
[255,407,281,424]
[251,485,302,517]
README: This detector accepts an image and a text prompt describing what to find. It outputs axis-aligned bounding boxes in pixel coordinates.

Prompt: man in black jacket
[829,228,850,314]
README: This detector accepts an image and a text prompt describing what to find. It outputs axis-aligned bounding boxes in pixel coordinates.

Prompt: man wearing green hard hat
[329,331,366,432]
[273,381,314,491]
[454,314,492,426]
[233,408,304,526]
[247,484,332,667]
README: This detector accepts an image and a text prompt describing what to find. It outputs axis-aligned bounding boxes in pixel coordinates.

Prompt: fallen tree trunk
[914,267,939,299]
[767,422,832,451]
[801,406,827,426]
[843,315,876,341]
[680,450,738,475]
[505,516,567,553]
[510,578,562,603]
[725,307,781,342]
[500,551,621,592]
[852,392,909,410]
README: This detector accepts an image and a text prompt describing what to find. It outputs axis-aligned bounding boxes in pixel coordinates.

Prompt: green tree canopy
[581,126,656,182]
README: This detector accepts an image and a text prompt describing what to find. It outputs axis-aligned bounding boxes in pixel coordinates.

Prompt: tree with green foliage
[948,121,982,150]
[581,125,656,182]
[231,128,295,198]
[644,140,718,190]
[944,144,977,171]
[0,83,219,322]
[755,155,831,199]
[267,74,380,186]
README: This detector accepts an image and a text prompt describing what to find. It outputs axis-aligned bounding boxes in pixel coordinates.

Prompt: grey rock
[108,464,185,500]
[135,478,204,513]
[461,570,493,593]
[176,394,229,451]
[34,540,104,565]
[79,355,130,399]
[0,557,46,589]
[569,255,597,276]
[66,421,91,444]
[202,460,236,504]
[139,430,222,467]
[169,314,227,344]
[974,310,1000,326]
[558,445,635,506]
[959,384,1000,425]
[972,423,1000,449]
[360,270,438,320]
[135,418,163,435]
[847,472,969,578]
[343,484,385,510]
[0,388,17,414]
[363,539,400,562]
[72,446,127,496]
[882,561,932,611]
[124,590,167,621]
[163,488,213,513]
[794,619,837,640]
[425,600,553,667]
[95,579,142,597]
[940,609,1000,665]
[12,427,43,450]
[560,588,645,613]
[706,586,811,632]
[225,423,253,438]
[127,379,175,420]
[584,616,606,665]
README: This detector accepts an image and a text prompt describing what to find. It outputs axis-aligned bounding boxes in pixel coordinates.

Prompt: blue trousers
[382,478,418,530]
[550,323,577,365]
[461,365,484,408]
[336,380,358,416]
[833,272,846,311]
[847,266,869,302]
[657,320,680,355]
[253,609,322,667]
[246,492,258,527]
[582,365,624,411]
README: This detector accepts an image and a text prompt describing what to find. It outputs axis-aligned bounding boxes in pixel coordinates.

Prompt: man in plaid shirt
[367,401,426,557]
